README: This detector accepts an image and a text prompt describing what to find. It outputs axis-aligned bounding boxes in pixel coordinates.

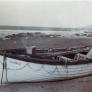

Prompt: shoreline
[0,36,92,50]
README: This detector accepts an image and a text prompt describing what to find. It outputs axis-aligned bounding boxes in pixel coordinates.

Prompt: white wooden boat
[0,46,92,84]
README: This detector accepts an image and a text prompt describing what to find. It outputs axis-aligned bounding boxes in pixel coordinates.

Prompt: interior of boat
[0,46,92,65]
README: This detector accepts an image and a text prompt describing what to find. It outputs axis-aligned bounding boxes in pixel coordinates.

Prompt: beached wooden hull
[0,55,92,84]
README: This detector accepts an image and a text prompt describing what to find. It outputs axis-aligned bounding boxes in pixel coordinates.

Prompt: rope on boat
[27,64,44,72]
[0,60,29,71]
[27,63,60,74]
[43,65,60,74]
[7,63,29,71]
[1,51,8,85]
[64,58,69,78]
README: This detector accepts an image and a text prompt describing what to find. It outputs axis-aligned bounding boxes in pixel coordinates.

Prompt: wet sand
[0,37,92,49]
[0,37,92,92]
[0,76,92,92]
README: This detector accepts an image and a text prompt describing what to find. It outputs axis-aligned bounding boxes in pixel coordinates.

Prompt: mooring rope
[1,51,8,85]
[64,58,68,78]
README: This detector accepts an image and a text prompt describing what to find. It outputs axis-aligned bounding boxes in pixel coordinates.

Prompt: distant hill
[0,25,91,31]
[81,25,92,30]
[0,25,80,31]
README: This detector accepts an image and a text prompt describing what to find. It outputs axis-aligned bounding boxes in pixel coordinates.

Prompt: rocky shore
[0,32,92,50]
[75,31,92,37]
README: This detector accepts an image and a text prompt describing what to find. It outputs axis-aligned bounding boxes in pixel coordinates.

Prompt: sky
[0,0,92,27]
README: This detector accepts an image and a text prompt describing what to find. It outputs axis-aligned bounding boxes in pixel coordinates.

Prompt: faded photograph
[0,1,92,92]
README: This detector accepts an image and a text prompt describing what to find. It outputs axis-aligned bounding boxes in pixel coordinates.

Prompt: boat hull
[0,55,92,83]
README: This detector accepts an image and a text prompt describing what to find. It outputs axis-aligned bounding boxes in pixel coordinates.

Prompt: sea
[0,29,91,38]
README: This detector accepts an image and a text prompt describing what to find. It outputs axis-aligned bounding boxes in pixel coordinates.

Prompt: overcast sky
[0,1,92,27]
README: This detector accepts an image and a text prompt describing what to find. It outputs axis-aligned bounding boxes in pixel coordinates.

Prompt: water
[0,29,89,38]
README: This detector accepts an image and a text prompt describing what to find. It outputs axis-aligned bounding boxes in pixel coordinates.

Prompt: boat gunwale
[0,53,92,66]
[0,46,92,65]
